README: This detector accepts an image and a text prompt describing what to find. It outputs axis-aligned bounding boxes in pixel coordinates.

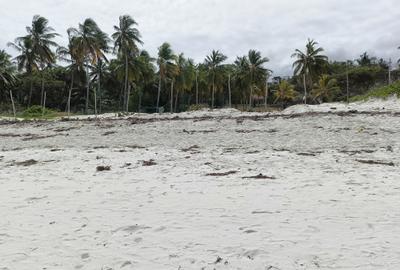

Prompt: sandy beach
[1,102,400,270]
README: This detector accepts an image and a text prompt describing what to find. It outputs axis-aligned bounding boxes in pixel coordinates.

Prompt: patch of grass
[350,81,400,102]
[187,104,209,111]
[21,105,58,119]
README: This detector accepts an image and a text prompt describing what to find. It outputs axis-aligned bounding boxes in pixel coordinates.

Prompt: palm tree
[234,56,251,108]
[57,31,85,115]
[7,37,38,106]
[9,16,58,106]
[136,50,156,112]
[311,75,340,104]
[247,50,269,109]
[112,15,143,112]
[172,55,196,112]
[398,47,400,64]
[112,50,155,112]
[356,52,376,66]
[0,50,17,89]
[292,39,328,104]
[274,80,298,107]
[171,53,185,112]
[68,18,109,114]
[0,50,17,116]
[26,15,59,106]
[156,43,176,112]
[205,50,227,108]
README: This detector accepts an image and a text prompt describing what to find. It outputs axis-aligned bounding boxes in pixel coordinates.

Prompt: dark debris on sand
[242,173,276,179]
[206,170,238,177]
[142,159,157,166]
[356,159,395,166]
[96,165,111,172]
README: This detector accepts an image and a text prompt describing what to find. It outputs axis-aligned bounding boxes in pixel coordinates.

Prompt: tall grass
[350,81,400,102]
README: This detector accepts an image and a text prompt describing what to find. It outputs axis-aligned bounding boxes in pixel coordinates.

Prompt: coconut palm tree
[172,55,196,112]
[234,56,251,108]
[9,16,58,106]
[205,50,227,108]
[136,50,156,112]
[26,15,59,106]
[356,52,376,66]
[68,18,109,114]
[57,31,85,115]
[113,50,155,112]
[7,37,38,106]
[92,31,110,114]
[247,50,269,108]
[0,50,17,116]
[274,80,298,107]
[156,43,176,112]
[292,39,328,104]
[0,50,17,89]
[311,75,340,103]
[398,46,400,64]
[112,15,143,112]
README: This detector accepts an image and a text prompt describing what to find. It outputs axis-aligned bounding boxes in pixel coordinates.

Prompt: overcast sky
[0,0,399,75]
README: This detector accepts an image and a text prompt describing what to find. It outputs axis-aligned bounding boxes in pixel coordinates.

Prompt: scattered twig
[15,159,38,166]
[242,173,276,179]
[356,160,395,166]
[142,159,157,166]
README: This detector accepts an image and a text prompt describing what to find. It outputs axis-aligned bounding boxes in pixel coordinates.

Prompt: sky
[0,0,399,75]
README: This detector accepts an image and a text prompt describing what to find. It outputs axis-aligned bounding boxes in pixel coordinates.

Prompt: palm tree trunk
[85,62,90,114]
[98,63,102,114]
[124,54,129,112]
[346,65,350,103]
[228,74,232,108]
[303,73,307,104]
[94,81,97,117]
[156,76,162,113]
[211,76,215,109]
[126,83,131,113]
[42,91,46,117]
[40,75,45,107]
[170,79,174,113]
[138,88,142,113]
[67,72,74,116]
[174,89,179,113]
[248,72,254,110]
[119,85,124,110]
[28,78,33,107]
[248,85,253,110]
[264,78,269,109]
[195,71,199,105]
[9,90,16,119]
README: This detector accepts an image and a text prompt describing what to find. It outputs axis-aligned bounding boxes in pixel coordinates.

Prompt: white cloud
[1,0,399,75]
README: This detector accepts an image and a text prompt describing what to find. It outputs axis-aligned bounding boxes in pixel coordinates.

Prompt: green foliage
[21,105,57,119]
[292,39,328,81]
[350,81,400,102]
[274,80,298,106]
[311,75,340,103]
[187,104,209,111]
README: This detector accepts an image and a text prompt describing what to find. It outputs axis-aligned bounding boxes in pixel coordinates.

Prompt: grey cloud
[0,0,399,75]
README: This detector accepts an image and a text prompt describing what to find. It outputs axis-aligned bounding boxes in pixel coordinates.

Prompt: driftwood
[206,171,238,177]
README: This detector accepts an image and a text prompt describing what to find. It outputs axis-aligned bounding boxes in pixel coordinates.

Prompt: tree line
[0,15,399,115]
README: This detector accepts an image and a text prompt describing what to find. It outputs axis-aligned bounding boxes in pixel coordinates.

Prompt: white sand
[1,101,400,269]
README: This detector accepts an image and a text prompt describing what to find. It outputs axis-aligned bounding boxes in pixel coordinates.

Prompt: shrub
[187,104,209,111]
[22,105,57,119]
[350,81,400,102]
